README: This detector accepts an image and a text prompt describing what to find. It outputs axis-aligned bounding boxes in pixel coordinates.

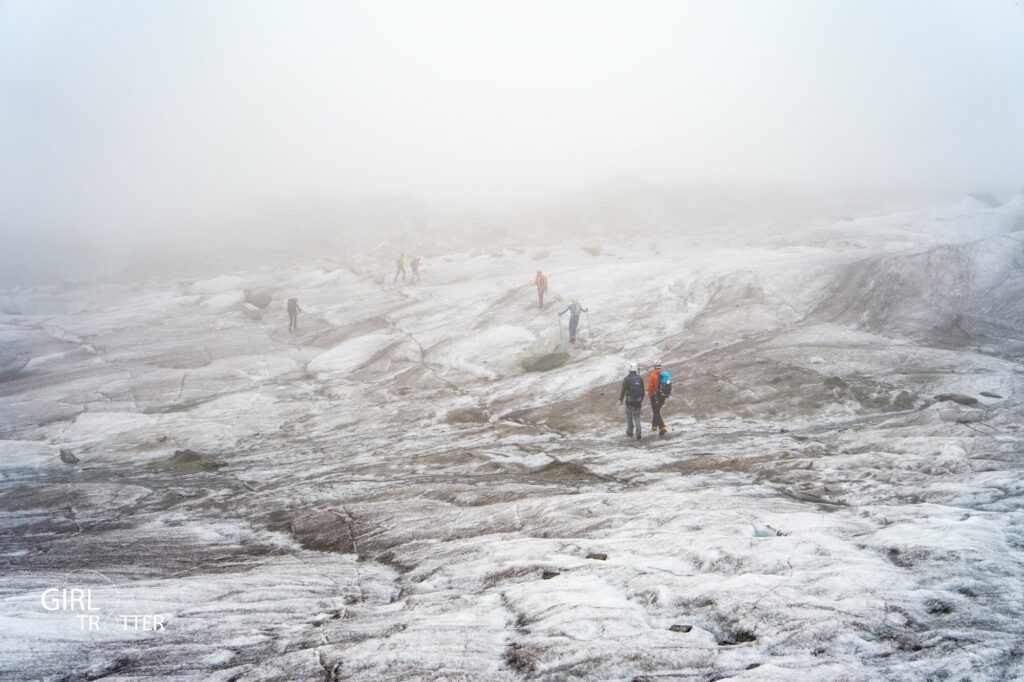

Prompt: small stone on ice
[934,393,978,406]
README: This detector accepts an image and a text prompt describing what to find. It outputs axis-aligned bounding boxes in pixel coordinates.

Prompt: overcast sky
[1,0,1023,240]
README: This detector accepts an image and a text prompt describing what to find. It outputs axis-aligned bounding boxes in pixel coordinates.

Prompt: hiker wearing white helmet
[618,361,645,440]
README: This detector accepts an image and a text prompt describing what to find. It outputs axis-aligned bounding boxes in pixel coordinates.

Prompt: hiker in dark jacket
[287,297,301,332]
[618,362,645,440]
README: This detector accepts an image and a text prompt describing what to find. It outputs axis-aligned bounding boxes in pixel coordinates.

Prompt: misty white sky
[1,0,1023,239]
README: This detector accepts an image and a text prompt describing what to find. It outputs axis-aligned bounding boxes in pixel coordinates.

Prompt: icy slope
[816,232,1024,350]
[1,201,1023,680]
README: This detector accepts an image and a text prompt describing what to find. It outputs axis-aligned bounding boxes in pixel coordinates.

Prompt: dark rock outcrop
[522,350,569,372]
[934,393,978,406]
[243,289,273,308]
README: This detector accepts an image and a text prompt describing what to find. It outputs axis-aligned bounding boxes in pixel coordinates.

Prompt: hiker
[287,297,301,332]
[534,270,548,307]
[618,361,645,440]
[558,297,588,344]
[394,254,406,283]
[647,360,673,437]
[411,256,422,283]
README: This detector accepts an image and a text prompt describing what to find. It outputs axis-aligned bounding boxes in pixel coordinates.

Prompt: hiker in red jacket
[534,270,548,307]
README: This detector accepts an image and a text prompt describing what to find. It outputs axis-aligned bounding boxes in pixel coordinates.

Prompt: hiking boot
[659,427,668,437]
[636,432,642,441]
[626,431,633,439]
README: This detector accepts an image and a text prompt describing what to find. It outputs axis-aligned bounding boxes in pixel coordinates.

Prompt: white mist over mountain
[1,1,1023,284]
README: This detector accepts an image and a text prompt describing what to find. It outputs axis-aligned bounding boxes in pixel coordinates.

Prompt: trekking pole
[586,311,592,339]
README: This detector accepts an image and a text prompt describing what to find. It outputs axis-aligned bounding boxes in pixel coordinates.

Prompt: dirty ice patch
[762,323,902,349]
[431,325,536,380]
[306,333,398,378]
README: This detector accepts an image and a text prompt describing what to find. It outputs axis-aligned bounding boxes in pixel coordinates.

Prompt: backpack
[626,374,645,402]
[570,301,582,316]
[658,370,673,399]
[537,274,548,289]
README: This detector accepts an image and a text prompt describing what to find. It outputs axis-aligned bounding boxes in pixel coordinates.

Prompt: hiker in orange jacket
[647,361,673,437]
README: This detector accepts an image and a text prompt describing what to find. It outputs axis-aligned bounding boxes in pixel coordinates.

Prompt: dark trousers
[651,396,666,430]
[625,403,642,436]
[288,311,298,331]
[537,287,545,306]
[394,266,406,282]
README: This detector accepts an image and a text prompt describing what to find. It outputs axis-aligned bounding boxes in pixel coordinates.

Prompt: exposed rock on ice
[934,392,979,406]
[522,348,570,372]
[159,448,224,473]
[243,288,273,308]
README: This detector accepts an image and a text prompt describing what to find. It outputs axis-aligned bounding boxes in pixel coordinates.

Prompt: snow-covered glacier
[2,196,1024,681]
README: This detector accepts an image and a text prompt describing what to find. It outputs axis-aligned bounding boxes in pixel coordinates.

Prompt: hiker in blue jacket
[618,362,645,440]
[558,297,588,344]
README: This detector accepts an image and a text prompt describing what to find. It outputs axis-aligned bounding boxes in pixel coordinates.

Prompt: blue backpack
[658,370,673,399]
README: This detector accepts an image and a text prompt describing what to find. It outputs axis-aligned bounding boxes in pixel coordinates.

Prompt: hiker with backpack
[647,360,673,437]
[558,297,588,344]
[411,256,422,283]
[534,270,548,307]
[287,297,301,332]
[619,362,646,440]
